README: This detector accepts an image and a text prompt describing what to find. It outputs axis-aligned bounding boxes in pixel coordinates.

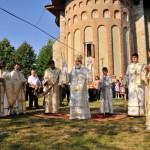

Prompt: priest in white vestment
[43,60,61,114]
[9,63,26,115]
[146,68,150,130]
[69,55,91,120]
[0,60,10,117]
[99,67,113,115]
[146,50,150,130]
[123,53,147,116]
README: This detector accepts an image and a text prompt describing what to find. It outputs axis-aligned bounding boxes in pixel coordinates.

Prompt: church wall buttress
[53,11,66,70]
[131,0,147,64]
[144,8,150,54]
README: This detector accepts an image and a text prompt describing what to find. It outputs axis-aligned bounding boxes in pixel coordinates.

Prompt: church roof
[45,0,66,26]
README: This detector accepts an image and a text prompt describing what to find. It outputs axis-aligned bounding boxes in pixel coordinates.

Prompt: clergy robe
[0,69,10,117]
[146,69,150,130]
[123,63,146,116]
[60,59,69,84]
[44,67,61,113]
[69,65,91,120]
[99,75,113,114]
[8,70,26,115]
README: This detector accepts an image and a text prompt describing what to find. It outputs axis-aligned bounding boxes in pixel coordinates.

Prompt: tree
[14,42,36,77]
[36,40,53,76]
[0,38,15,70]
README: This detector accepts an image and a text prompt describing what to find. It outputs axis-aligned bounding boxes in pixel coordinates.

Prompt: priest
[69,55,91,120]
[123,53,147,116]
[43,60,61,114]
[9,63,26,115]
[0,60,10,117]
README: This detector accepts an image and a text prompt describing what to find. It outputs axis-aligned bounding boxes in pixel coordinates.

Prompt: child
[115,80,120,99]
[119,77,125,98]
[99,67,113,115]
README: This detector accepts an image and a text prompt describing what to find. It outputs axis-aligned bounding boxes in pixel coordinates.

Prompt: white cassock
[69,65,91,120]
[44,67,61,113]
[99,75,113,114]
[9,70,26,115]
[0,69,10,117]
[123,63,146,116]
[146,63,150,130]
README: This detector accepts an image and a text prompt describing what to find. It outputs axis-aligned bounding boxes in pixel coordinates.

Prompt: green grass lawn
[0,99,150,150]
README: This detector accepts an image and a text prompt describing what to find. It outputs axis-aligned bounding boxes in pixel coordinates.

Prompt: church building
[45,0,150,77]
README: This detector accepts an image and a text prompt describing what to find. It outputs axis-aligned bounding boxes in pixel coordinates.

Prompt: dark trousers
[28,87,39,108]
[97,89,100,100]
[61,85,70,104]
[88,88,97,101]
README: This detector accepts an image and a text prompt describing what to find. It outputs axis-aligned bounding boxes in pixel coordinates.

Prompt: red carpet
[34,112,127,122]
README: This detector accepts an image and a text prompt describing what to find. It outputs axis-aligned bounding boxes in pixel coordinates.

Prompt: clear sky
[0,0,59,54]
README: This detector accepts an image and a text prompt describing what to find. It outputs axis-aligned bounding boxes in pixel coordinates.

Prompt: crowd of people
[87,75,128,102]
[0,51,150,130]
[0,62,26,117]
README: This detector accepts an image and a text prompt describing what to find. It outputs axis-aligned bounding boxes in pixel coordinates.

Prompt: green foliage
[0,38,53,77]
[36,40,53,76]
[0,38,15,70]
[14,42,36,77]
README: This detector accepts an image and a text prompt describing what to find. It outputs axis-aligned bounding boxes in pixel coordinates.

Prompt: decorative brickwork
[46,0,149,77]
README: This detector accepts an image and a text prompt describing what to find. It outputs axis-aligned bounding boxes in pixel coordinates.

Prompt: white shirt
[28,75,41,88]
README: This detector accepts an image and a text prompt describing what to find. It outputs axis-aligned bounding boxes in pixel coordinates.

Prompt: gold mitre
[75,54,83,61]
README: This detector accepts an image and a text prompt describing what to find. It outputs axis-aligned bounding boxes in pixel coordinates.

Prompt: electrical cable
[36,0,50,26]
[0,7,102,74]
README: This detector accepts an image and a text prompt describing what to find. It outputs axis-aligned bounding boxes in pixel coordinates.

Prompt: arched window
[123,12,128,22]
[114,10,120,19]
[73,15,78,24]
[87,0,92,5]
[79,1,83,7]
[104,0,109,4]
[73,4,77,11]
[81,11,88,20]
[92,10,99,19]
[68,7,71,13]
[68,18,71,26]
[103,9,110,18]
[113,0,118,4]
[84,27,94,57]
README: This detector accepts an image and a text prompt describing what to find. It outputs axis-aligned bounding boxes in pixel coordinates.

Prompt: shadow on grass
[0,100,149,150]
